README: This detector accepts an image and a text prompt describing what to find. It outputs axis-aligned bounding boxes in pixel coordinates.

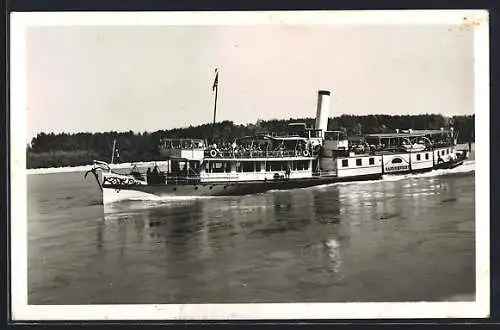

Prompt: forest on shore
[27,114,475,169]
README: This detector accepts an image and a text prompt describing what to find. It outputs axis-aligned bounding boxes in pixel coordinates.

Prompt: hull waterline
[102,173,382,203]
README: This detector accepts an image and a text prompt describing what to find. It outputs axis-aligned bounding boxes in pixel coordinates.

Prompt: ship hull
[434,158,465,170]
[102,173,382,203]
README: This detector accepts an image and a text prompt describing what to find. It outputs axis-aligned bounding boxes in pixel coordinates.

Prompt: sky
[26,23,474,140]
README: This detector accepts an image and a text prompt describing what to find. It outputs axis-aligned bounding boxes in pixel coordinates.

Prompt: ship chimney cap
[318,90,331,96]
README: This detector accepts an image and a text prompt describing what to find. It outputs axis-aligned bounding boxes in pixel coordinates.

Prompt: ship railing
[371,143,454,153]
[431,142,455,148]
[204,149,316,158]
[165,176,202,185]
[313,170,337,177]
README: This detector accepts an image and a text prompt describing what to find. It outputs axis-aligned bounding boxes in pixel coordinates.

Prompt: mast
[211,68,219,144]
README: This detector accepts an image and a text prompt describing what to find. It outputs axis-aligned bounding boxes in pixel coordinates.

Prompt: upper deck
[362,129,457,151]
[159,136,320,160]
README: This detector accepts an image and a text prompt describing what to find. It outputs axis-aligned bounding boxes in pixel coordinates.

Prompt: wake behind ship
[85,89,469,204]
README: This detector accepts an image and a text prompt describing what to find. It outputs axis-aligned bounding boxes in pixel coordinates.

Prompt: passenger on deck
[146,168,152,184]
[151,165,160,184]
[285,166,291,179]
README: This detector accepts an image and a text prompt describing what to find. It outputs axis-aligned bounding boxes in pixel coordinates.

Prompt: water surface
[27,160,476,304]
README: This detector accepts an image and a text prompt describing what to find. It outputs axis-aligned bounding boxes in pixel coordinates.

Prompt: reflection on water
[27,170,475,304]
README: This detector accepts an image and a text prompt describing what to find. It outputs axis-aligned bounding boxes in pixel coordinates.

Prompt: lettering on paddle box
[385,165,409,172]
[385,157,408,172]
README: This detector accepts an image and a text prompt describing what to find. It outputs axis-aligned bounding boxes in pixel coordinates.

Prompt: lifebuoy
[302,149,310,157]
[209,149,217,157]
[437,157,444,164]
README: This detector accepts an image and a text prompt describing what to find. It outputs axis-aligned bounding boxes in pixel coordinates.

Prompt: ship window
[369,157,375,165]
[446,149,449,154]
[270,162,281,171]
[441,150,445,156]
[356,159,362,166]
[392,158,403,164]
[255,162,261,172]
[212,162,225,173]
[425,153,429,160]
[236,162,242,172]
[242,162,255,172]
[416,154,421,161]
[342,159,348,167]
[297,160,309,170]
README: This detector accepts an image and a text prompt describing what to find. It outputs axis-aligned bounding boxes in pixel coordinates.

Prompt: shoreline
[26,162,158,175]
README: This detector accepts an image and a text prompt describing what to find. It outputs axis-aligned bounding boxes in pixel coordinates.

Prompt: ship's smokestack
[315,90,331,136]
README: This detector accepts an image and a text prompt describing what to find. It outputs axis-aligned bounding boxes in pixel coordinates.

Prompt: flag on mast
[212,68,219,91]
[111,139,120,164]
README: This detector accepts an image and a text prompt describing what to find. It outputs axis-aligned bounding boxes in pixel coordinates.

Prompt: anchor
[84,166,103,191]
[84,160,111,192]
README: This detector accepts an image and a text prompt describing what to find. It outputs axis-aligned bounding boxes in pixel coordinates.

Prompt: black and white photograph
[10,10,489,320]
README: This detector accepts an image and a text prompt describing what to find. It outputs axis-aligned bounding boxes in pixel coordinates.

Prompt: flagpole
[211,68,219,144]
[111,138,117,164]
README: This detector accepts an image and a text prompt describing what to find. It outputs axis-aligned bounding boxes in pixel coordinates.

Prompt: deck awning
[365,130,452,139]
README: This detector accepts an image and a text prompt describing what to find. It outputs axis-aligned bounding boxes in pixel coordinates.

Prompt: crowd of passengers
[161,138,313,156]
[161,139,205,149]
[207,140,313,157]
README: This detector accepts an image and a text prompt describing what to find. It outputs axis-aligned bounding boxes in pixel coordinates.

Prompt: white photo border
[10,10,490,321]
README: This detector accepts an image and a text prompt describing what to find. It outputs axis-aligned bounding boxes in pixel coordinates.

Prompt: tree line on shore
[27,114,475,169]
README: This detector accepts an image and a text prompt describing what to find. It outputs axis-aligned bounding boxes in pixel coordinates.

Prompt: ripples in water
[27,168,476,304]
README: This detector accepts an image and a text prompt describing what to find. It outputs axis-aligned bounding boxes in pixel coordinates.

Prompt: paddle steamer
[85,89,468,204]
